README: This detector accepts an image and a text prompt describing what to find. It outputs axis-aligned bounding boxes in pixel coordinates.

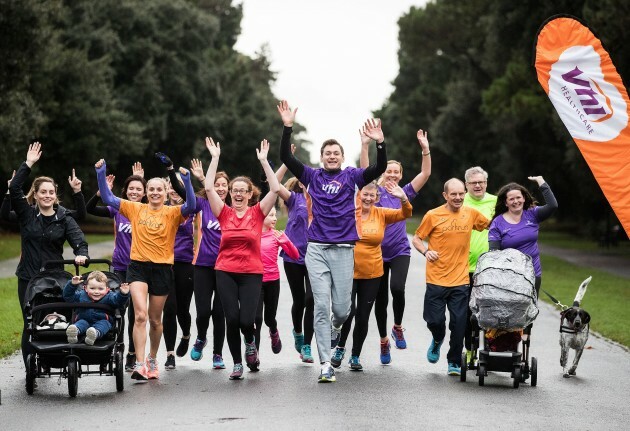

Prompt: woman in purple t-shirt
[86,166,146,371]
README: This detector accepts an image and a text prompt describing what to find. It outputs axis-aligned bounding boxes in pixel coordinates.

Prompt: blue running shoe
[331,326,342,349]
[300,345,314,363]
[447,362,461,376]
[212,354,225,369]
[348,355,363,371]
[293,329,304,353]
[427,338,443,364]
[190,337,207,361]
[331,347,345,368]
[391,326,407,349]
[318,362,336,383]
[380,339,392,365]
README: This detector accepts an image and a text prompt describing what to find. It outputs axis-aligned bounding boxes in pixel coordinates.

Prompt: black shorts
[126,260,173,296]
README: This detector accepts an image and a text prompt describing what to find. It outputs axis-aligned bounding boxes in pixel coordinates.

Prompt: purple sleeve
[350,167,367,189]
[299,165,315,187]
[403,183,418,200]
[488,218,502,242]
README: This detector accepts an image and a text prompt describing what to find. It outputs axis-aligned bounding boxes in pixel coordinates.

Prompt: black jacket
[9,162,89,281]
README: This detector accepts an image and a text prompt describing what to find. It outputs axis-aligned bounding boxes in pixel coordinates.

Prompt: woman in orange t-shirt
[204,137,280,380]
[95,158,196,381]
[332,181,412,370]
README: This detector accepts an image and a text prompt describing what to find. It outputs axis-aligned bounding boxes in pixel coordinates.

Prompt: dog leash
[543,290,569,310]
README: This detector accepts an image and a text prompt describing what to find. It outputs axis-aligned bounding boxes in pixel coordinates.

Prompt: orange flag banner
[535,15,630,236]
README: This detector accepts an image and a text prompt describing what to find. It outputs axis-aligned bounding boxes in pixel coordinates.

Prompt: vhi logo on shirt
[321,180,342,195]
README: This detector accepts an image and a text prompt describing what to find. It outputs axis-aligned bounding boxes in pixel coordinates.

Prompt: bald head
[443,178,465,193]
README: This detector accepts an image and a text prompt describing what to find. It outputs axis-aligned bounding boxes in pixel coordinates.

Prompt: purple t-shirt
[108,207,132,272]
[377,183,418,262]
[281,192,308,265]
[300,165,366,243]
[488,207,543,276]
[192,197,221,267]
[174,214,194,263]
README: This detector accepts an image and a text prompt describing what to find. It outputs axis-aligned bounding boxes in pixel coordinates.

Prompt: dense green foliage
[376,0,630,237]
[0,0,309,208]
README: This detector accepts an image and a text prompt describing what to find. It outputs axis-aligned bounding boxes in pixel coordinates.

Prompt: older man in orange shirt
[412,178,488,376]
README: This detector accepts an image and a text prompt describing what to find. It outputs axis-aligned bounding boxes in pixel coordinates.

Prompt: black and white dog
[558,276,592,378]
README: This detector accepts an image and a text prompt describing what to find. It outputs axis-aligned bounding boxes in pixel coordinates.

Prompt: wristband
[422,151,431,156]
[421,249,427,256]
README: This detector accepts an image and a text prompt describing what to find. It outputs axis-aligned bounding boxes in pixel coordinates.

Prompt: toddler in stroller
[464,249,539,388]
[63,271,130,345]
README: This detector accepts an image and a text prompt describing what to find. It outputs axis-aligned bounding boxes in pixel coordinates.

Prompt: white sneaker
[66,324,79,343]
[85,327,100,345]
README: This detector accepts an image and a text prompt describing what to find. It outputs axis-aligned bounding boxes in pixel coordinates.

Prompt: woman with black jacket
[9,142,89,367]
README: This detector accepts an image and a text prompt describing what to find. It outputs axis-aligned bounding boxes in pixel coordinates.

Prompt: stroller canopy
[23,270,73,310]
[470,249,539,330]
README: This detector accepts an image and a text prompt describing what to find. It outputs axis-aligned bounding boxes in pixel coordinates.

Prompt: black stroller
[461,249,539,388]
[23,259,126,397]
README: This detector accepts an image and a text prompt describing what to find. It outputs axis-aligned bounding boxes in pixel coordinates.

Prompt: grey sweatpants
[305,242,355,363]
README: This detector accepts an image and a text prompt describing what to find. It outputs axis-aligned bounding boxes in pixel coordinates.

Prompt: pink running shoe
[270,329,282,354]
[244,341,260,371]
[146,355,159,380]
[131,362,148,381]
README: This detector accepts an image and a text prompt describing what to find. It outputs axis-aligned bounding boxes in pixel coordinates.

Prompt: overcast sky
[234,0,427,165]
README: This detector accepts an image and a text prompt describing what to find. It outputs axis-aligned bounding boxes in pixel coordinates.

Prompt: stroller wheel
[531,357,538,387]
[67,359,79,397]
[513,366,521,389]
[460,352,467,382]
[115,351,125,392]
[478,365,485,386]
[25,354,36,395]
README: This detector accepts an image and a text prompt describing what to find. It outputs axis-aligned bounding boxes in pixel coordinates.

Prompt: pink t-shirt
[261,229,299,282]
[215,203,265,274]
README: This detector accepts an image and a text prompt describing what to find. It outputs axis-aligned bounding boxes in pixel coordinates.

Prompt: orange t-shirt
[414,205,489,287]
[119,200,185,264]
[354,201,412,279]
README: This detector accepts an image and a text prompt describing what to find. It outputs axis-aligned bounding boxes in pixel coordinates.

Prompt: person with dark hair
[204,137,280,380]
[86,165,147,371]
[359,127,431,363]
[94,155,196,381]
[412,178,489,377]
[277,100,387,382]
[274,146,314,363]
[10,142,89,368]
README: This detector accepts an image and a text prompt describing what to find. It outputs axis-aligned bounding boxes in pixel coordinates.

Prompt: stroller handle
[42,259,114,274]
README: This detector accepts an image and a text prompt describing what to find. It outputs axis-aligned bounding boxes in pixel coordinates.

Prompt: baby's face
[86,281,108,301]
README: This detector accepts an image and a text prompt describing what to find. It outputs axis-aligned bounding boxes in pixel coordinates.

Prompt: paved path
[539,243,630,279]
[0,246,629,429]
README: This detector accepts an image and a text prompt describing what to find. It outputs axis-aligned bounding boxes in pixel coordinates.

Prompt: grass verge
[0,233,113,261]
[540,254,630,347]
[0,276,22,358]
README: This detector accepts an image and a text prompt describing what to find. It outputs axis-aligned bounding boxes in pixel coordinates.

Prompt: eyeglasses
[230,189,250,195]
[466,181,487,186]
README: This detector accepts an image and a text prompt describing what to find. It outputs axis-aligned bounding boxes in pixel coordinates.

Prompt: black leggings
[254,279,281,350]
[18,278,33,367]
[163,262,194,351]
[193,265,225,354]
[115,270,135,354]
[216,271,262,364]
[338,278,381,356]
[375,255,410,337]
[283,261,314,345]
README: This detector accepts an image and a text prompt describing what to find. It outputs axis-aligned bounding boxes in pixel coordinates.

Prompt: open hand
[527,176,545,186]
[363,119,384,143]
[417,129,429,152]
[132,162,144,178]
[256,139,270,161]
[190,159,205,181]
[384,181,405,199]
[26,142,42,167]
[277,100,297,127]
[205,137,221,159]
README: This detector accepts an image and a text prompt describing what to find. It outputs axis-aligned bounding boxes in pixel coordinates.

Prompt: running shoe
[125,353,136,372]
[131,362,148,381]
[270,329,282,354]
[146,355,159,379]
[447,362,461,376]
[391,325,407,349]
[427,338,444,364]
[331,325,342,349]
[331,347,345,368]
[213,354,226,369]
[164,354,176,370]
[85,327,99,346]
[300,345,314,363]
[380,339,392,365]
[229,363,244,380]
[349,355,363,371]
[190,337,207,361]
[66,324,79,344]
[318,362,336,383]
[292,329,304,353]
[245,340,260,371]
[176,336,190,357]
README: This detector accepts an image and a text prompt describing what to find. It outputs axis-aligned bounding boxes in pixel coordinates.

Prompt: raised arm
[190,159,206,185]
[204,137,225,218]
[359,126,371,169]
[529,176,558,222]
[409,129,432,192]
[94,159,121,210]
[276,144,296,202]
[178,167,196,216]
[361,119,387,183]
[277,100,305,179]
[10,143,42,218]
[67,170,86,221]
[258,139,280,215]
